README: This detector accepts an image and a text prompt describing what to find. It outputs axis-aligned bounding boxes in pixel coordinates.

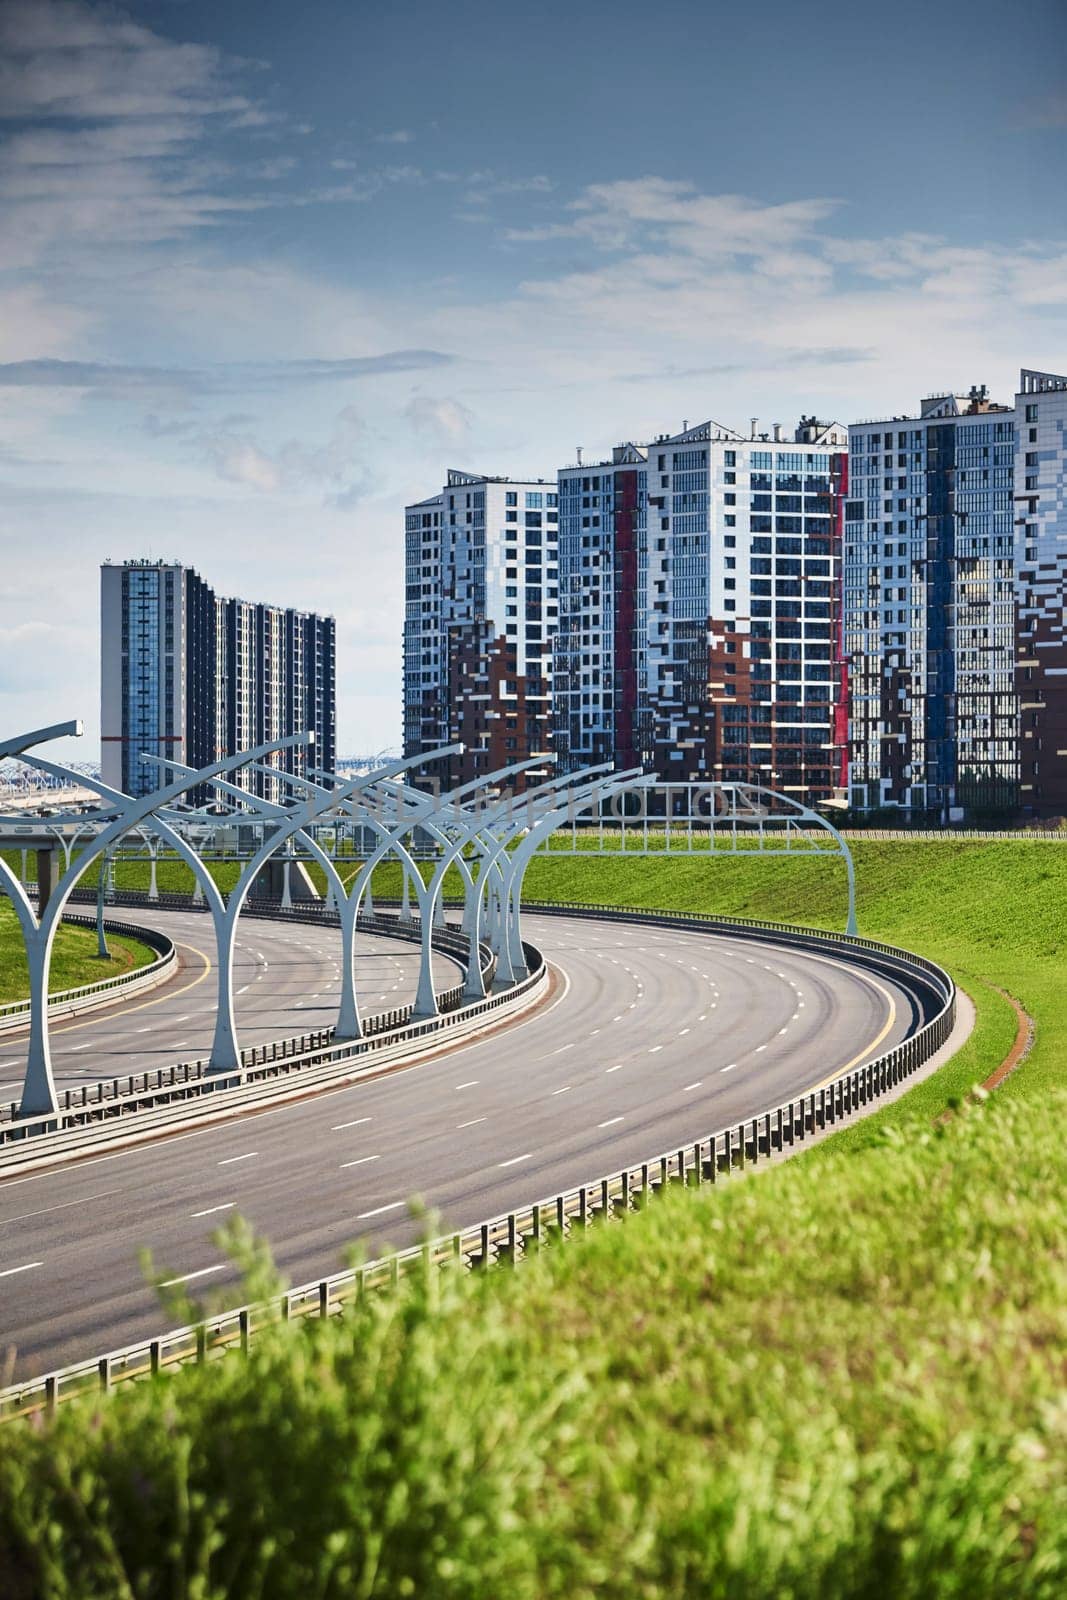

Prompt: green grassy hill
[0,900,155,1006]
[1,843,1064,1597]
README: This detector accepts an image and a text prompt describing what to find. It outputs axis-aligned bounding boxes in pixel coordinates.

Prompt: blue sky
[1,0,1065,755]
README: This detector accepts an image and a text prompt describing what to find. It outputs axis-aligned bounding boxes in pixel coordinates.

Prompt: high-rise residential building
[845,385,1018,817]
[1015,369,1067,817]
[555,445,649,772]
[403,469,558,791]
[101,561,335,802]
[554,417,849,804]
[100,562,216,798]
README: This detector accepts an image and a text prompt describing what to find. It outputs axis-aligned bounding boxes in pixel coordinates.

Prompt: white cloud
[374,129,414,145]
[196,405,375,503]
[404,395,474,444]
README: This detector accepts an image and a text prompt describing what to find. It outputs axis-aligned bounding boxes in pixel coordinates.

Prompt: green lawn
[2,843,1064,1598]
[0,899,156,1005]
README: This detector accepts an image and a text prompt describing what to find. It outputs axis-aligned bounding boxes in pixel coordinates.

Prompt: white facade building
[555,418,848,801]
[403,469,558,789]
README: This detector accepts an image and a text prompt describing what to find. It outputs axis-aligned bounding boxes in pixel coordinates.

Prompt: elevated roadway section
[0,909,462,1101]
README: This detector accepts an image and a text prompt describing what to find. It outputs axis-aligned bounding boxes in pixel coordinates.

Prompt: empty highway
[0,908,925,1378]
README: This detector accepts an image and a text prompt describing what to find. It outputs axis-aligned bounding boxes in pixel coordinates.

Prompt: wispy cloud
[196,405,375,506]
[374,129,414,145]
[0,0,282,269]
[0,350,457,393]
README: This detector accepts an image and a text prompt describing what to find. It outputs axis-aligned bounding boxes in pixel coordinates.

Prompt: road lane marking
[498,1152,532,1168]
[606,1064,622,1073]
[191,1203,234,1218]
[160,1264,225,1287]
[683,1082,702,1092]
[358,1201,404,1219]
[0,957,570,1192]
[678,1027,690,1037]
[39,940,212,1044]
[454,1080,478,1090]
[649,1045,663,1054]
[598,1116,624,1128]
[332,1118,372,1131]
[340,1155,379,1168]
[457,1117,486,1129]
[217,1152,258,1165]
[720,1063,738,1073]
[237,985,249,995]
[69,1043,91,1052]
[1,1188,124,1226]
[0,1261,43,1279]
[756,1044,767,1052]
[552,1085,571,1095]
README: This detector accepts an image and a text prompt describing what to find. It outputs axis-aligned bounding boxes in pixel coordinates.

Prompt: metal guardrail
[0,905,497,1136]
[840,828,1067,842]
[0,915,176,1032]
[0,905,956,1422]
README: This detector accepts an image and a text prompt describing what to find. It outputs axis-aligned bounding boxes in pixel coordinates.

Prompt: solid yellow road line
[34,940,213,1042]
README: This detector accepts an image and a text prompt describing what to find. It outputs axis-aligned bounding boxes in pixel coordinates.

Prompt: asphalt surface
[0,910,924,1378]
[0,908,463,1098]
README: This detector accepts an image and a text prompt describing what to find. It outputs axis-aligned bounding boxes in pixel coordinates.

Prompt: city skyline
[2,0,1065,754]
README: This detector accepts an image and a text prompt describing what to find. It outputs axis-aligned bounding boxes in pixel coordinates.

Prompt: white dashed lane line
[498,1152,532,1168]
[191,1203,234,1219]
[457,1117,487,1129]
[332,1118,372,1131]
[340,1155,379,1169]
[358,1201,404,1220]
[0,1261,43,1279]
[160,1265,225,1288]
[217,1152,258,1166]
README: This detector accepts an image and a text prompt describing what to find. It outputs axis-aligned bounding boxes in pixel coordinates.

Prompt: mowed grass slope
[0,899,155,1005]
[1,843,1063,1597]
[1,1096,1064,1599]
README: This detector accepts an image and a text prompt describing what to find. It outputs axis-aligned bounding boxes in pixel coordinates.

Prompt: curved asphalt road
[0,911,922,1377]
[0,909,463,1099]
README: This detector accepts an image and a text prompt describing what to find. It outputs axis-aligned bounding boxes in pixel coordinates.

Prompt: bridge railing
[0,908,956,1423]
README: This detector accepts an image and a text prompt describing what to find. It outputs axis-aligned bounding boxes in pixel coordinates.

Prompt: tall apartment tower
[1015,368,1067,816]
[101,561,335,802]
[100,562,216,797]
[555,445,649,771]
[403,470,558,791]
[845,386,1017,817]
[554,419,848,803]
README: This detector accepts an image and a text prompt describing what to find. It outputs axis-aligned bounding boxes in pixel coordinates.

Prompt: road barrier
[0,907,507,1145]
[0,915,176,1036]
[0,905,956,1423]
